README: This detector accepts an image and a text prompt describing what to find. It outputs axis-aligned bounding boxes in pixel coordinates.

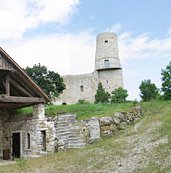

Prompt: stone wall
[0,111,4,158]
[78,106,142,142]
[56,73,97,104]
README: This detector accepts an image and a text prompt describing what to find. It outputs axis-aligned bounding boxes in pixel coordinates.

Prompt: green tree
[161,62,171,100]
[139,79,159,101]
[111,87,128,103]
[95,82,110,103]
[25,63,65,98]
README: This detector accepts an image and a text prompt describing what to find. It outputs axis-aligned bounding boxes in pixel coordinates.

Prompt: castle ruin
[56,32,123,104]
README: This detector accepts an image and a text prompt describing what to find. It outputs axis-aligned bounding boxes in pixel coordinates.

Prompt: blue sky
[1,0,171,100]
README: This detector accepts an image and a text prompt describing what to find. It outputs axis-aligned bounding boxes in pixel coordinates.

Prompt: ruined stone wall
[56,73,97,104]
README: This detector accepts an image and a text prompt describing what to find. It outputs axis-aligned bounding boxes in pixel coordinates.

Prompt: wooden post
[5,75,10,96]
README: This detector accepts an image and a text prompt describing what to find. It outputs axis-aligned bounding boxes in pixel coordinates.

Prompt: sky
[1,0,171,100]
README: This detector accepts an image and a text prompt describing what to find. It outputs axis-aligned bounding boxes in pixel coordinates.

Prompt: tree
[95,82,110,103]
[25,63,65,98]
[111,87,128,103]
[139,79,159,101]
[161,62,171,100]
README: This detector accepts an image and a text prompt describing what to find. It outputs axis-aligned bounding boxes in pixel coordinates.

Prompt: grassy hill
[1,100,171,173]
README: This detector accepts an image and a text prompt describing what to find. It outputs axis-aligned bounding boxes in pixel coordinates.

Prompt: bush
[139,79,159,101]
[95,82,110,104]
[111,87,128,103]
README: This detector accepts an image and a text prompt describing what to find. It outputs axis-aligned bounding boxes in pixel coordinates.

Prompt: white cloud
[0,0,79,40]
[118,32,171,61]
[2,32,95,75]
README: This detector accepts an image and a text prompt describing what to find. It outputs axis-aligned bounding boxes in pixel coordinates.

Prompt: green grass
[13,102,133,120]
[45,102,133,120]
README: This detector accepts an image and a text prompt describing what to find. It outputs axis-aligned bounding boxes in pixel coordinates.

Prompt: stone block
[112,116,120,125]
[89,117,100,140]
[99,117,113,126]
[109,124,117,132]
[117,122,127,130]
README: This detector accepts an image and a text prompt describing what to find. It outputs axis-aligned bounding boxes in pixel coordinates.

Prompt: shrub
[111,87,128,103]
[139,79,159,101]
[95,82,110,104]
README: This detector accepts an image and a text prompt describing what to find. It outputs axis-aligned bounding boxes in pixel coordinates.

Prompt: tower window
[80,85,84,92]
[105,40,108,43]
[104,59,110,67]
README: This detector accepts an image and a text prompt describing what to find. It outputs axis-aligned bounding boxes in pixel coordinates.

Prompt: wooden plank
[0,95,45,103]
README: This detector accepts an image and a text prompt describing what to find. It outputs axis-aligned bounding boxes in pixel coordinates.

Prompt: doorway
[12,132,20,158]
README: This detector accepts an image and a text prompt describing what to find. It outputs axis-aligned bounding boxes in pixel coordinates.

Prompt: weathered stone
[110,124,117,132]
[102,130,112,136]
[114,112,128,123]
[89,117,100,141]
[100,125,110,131]
[112,116,120,125]
[99,117,113,126]
[117,122,127,130]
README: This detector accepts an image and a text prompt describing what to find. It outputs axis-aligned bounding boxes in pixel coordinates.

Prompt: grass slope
[1,100,171,172]
[45,102,132,120]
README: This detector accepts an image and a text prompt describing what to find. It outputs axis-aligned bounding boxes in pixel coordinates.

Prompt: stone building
[0,47,53,159]
[56,32,123,104]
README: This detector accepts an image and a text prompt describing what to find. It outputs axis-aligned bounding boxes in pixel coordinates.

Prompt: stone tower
[55,32,123,104]
[95,32,123,94]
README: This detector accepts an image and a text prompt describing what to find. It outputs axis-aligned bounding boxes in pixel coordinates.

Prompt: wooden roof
[0,47,50,110]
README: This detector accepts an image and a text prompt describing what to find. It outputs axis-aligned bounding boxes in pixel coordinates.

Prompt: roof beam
[10,78,33,97]
[0,95,45,103]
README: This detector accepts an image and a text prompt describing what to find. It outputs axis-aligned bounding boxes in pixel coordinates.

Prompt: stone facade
[56,32,123,105]
[0,104,56,159]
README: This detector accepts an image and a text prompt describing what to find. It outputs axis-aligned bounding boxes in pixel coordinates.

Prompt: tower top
[95,32,121,71]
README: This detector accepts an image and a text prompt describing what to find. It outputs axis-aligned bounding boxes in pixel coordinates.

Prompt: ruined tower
[56,32,123,104]
[95,32,123,94]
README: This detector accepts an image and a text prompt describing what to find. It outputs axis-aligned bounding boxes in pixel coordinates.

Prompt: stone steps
[55,114,86,149]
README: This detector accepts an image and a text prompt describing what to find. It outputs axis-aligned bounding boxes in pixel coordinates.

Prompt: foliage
[94,82,110,103]
[111,87,128,103]
[25,63,65,98]
[161,62,171,100]
[139,79,159,101]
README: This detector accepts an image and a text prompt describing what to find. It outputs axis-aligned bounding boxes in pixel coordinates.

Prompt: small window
[104,59,110,67]
[27,133,30,149]
[80,85,84,92]
[105,40,108,43]
[62,102,67,105]
[41,131,46,151]
[106,80,108,83]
